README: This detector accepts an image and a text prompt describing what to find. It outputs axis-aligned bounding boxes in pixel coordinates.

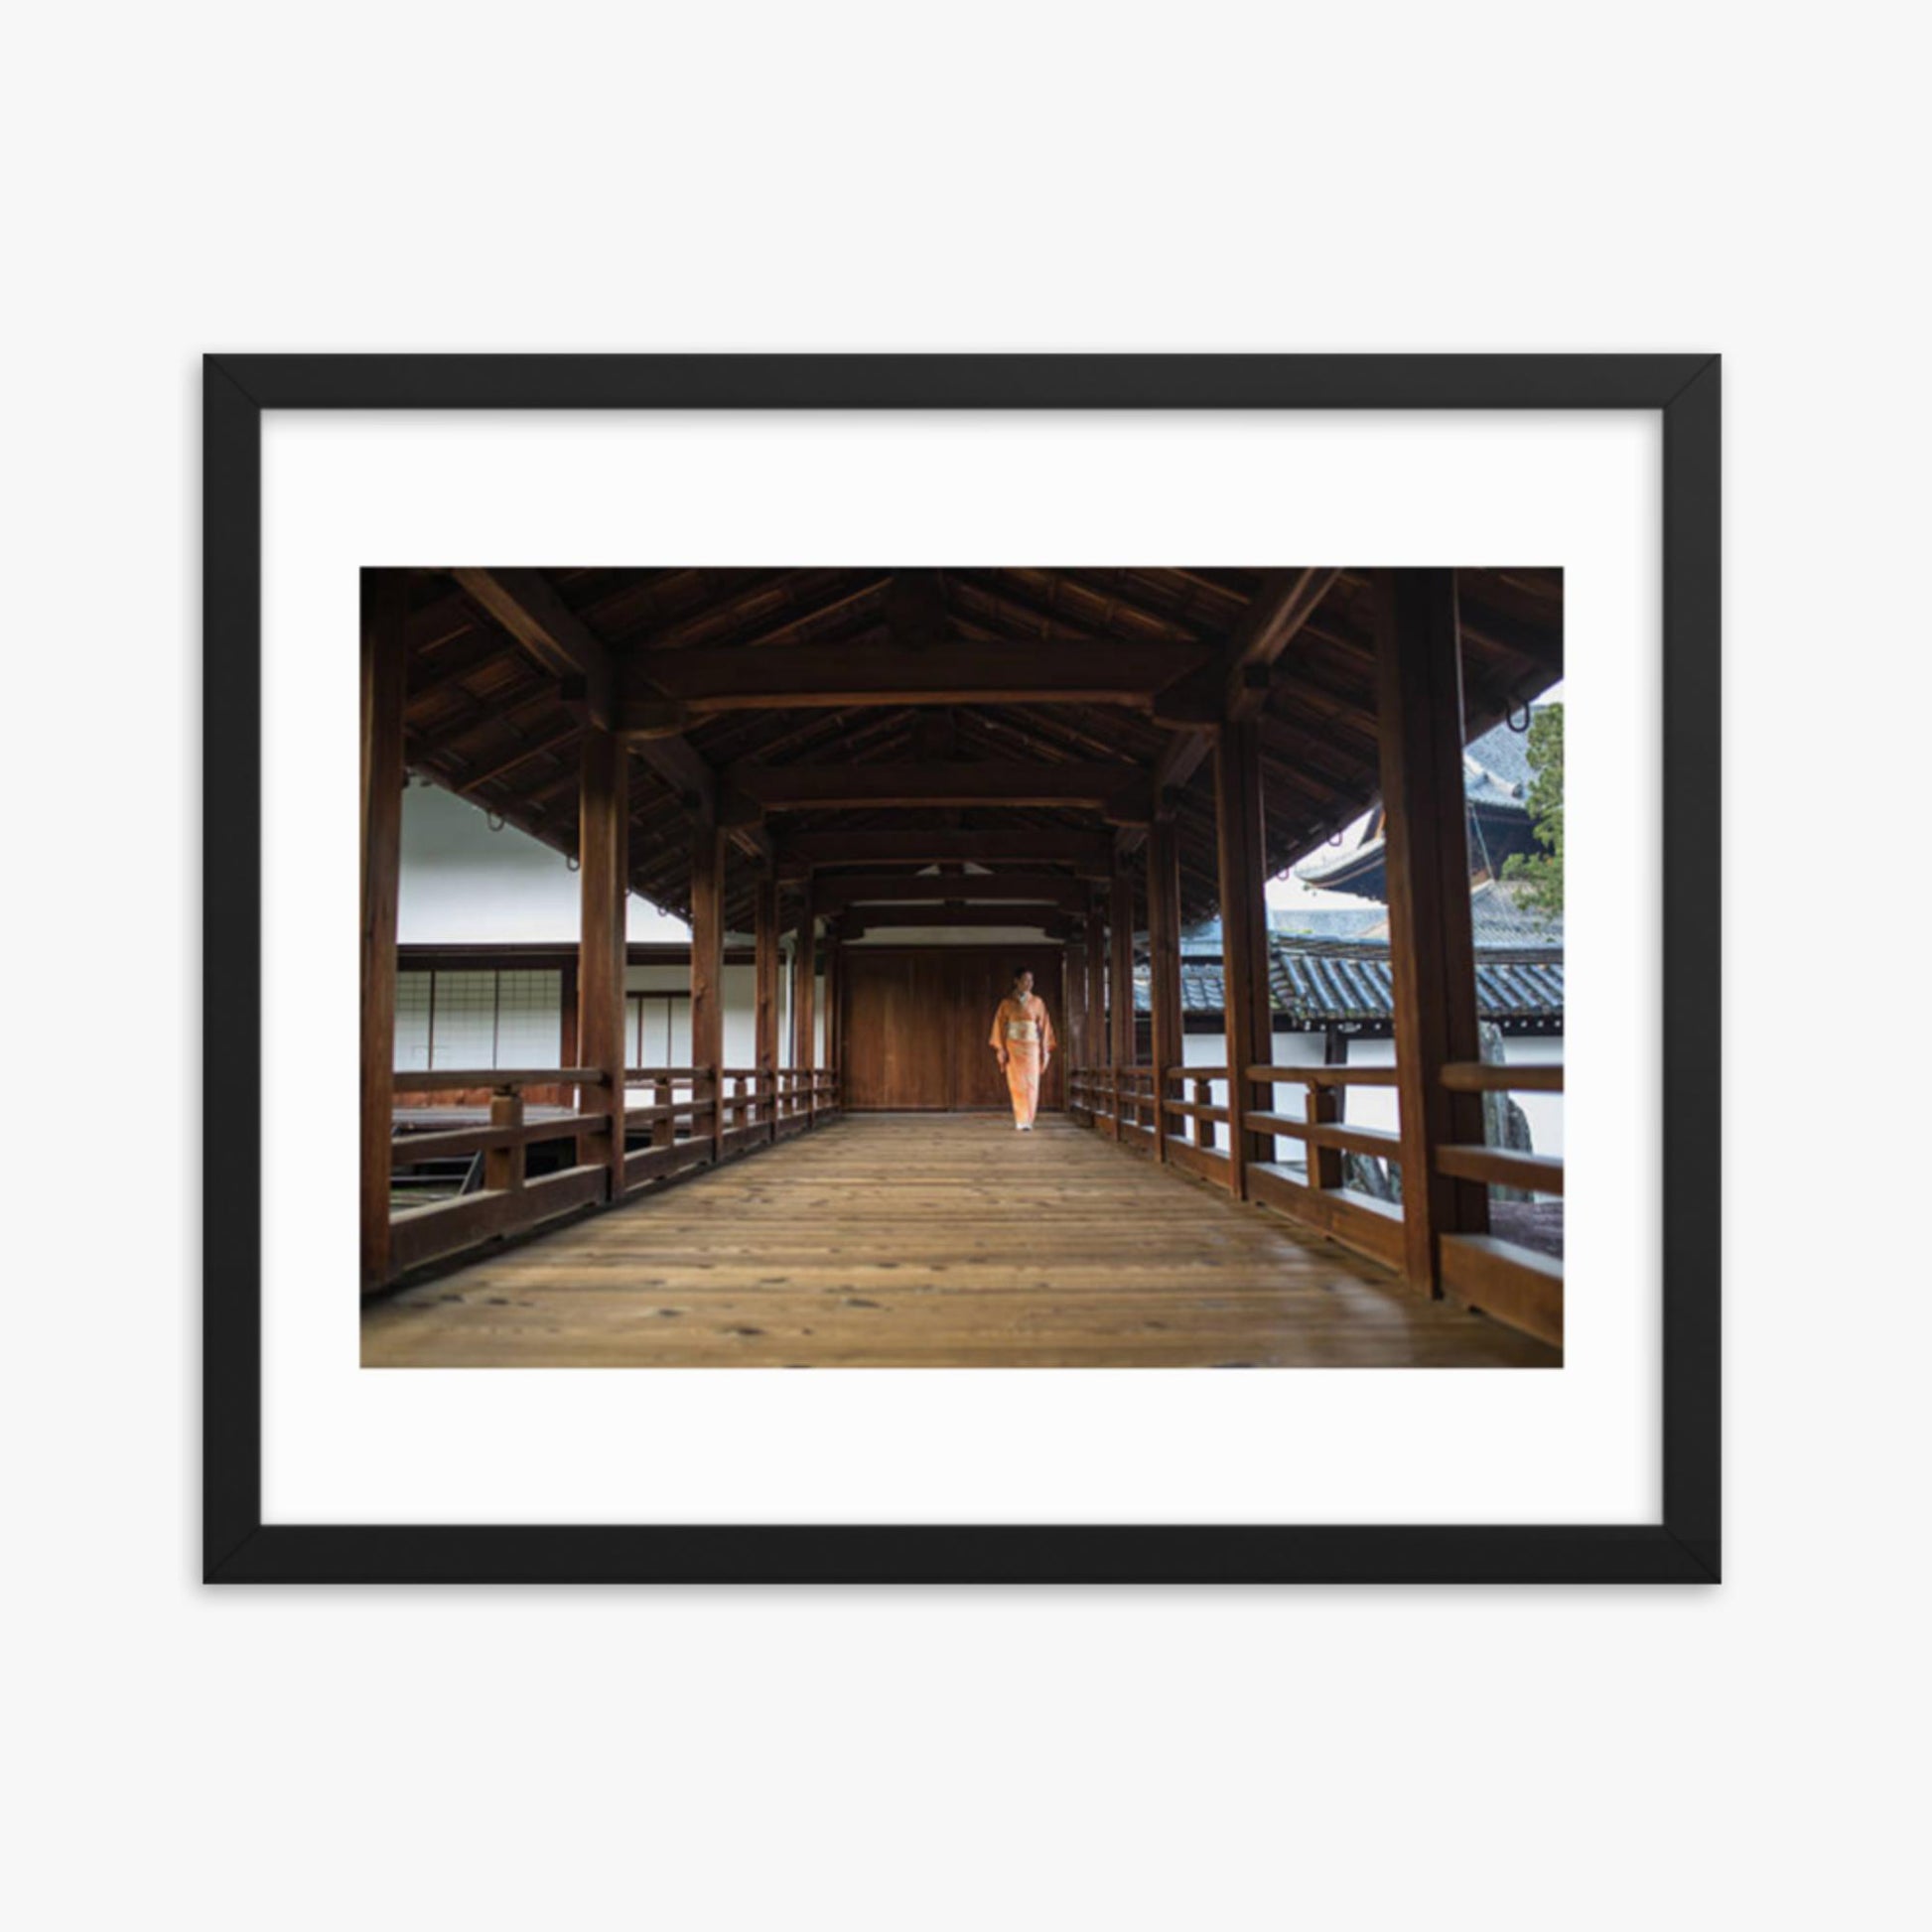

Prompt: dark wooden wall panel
[841,947,1066,1112]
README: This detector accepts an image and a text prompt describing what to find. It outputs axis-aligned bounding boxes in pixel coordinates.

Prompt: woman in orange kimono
[990,966,1055,1131]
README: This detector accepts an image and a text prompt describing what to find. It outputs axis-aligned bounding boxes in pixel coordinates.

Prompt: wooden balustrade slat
[1192,1076,1218,1154]
[1159,1097,1230,1122]
[1246,1113,1404,1159]
[1436,1144,1566,1195]
[1246,1065,1400,1087]
[622,1100,702,1124]
[393,1067,610,1094]
[391,1111,614,1164]
[483,1091,525,1195]
[1440,1060,1565,1093]
[1306,1083,1343,1192]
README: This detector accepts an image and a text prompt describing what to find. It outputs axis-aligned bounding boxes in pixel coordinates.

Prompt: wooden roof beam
[1120,569,1347,855]
[451,568,616,730]
[955,702,1165,771]
[1225,568,1344,722]
[606,568,880,653]
[885,568,947,649]
[724,759,1153,823]
[845,904,1074,939]
[448,569,734,831]
[618,638,1209,726]
[776,828,1116,879]
[813,873,1090,911]
[1017,566,1240,646]
[446,722,581,798]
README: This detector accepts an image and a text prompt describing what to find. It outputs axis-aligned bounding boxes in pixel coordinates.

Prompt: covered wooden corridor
[362,563,1565,1358]
[362,1114,1555,1368]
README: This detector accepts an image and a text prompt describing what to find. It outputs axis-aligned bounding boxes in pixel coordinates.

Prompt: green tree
[1502,703,1563,915]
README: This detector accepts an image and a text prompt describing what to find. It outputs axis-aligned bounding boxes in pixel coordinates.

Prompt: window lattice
[429,971,496,1070]
[394,974,433,1070]
[494,970,561,1066]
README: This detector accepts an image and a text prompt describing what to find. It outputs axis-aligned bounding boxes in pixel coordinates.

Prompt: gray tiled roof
[1135,935,1564,1023]
[1464,719,1537,794]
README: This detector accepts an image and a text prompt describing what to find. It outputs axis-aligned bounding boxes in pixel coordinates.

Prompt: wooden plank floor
[361,1114,1560,1368]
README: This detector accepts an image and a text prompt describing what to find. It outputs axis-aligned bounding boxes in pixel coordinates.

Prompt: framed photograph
[205,353,1719,1583]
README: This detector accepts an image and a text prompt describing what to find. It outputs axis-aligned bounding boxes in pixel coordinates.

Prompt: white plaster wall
[398,781,693,944]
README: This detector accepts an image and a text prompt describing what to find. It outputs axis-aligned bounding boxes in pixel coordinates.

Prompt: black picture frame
[205,352,1720,1585]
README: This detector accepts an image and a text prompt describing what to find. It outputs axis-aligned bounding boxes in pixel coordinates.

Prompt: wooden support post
[484,1089,526,1193]
[1085,901,1107,1118]
[577,726,629,1200]
[690,817,726,1169]
[1324,1028,1349,1123]
[1064,939,1087,1076]
[1307,1086,1343,1190]
[1194,1077,1216,1152]
[1148,818,1184,1165]
[823,923,842,1099]
[1375,568,1489,1293]
[1109,861,1135,1079]
[755,869,779,1090]
[359,570,407,1290]
[793,885,818,1076]
[1213,719,1273,1198]
[651,1075,673,1149]
[558,958,580,1096]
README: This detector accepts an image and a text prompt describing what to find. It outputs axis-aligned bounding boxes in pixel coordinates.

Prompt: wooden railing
[1158,1067,1231,1185]
[1069,1056,1564,1345]
[1241,1065,1408,1269]
[1070,1063,1234,1183]
[388,1068,616,1276]
[1432,1060,1563,1346]
[385,1062,841,1282]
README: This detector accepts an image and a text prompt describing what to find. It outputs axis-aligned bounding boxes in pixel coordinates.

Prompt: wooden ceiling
[397,566,1563,930]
